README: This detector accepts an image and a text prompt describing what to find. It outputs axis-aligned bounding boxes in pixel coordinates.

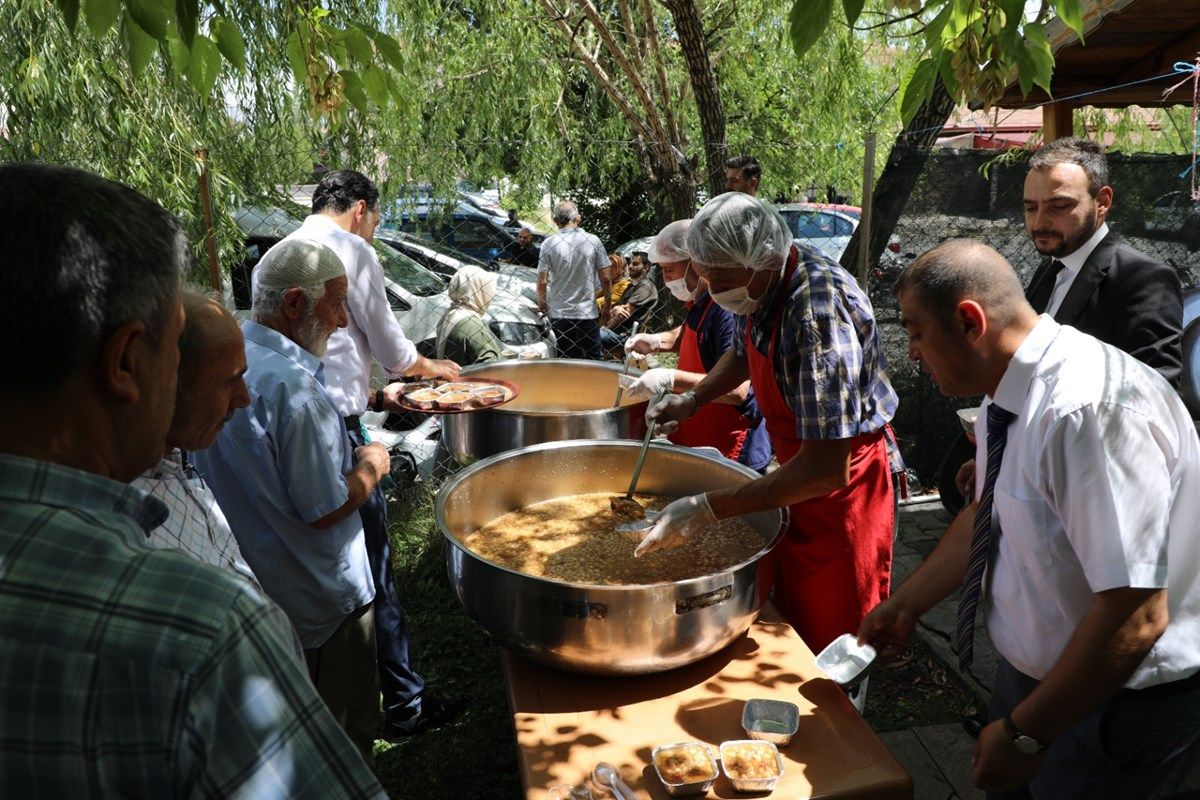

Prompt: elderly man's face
[898,287,978,397]
[298,276,349,357]
[168,317,250,451]
[517,229,533,247]
[1023,163,1110,258]
[353,202,381,244]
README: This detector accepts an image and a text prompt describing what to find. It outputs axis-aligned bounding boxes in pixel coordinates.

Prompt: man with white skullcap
[195,238,388,762]
[637,193,903,663]
[621,219,770,472]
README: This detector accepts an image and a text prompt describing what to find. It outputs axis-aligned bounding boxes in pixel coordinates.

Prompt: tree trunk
[839,78,956,276]
[665,0,728,200]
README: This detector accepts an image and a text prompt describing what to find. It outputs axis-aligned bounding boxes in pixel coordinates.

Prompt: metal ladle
[591,762,637,800]
[611,389,667,534]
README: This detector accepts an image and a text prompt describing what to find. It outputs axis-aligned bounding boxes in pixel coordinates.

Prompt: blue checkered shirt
[0,453,385,798]
[734,245,900,462]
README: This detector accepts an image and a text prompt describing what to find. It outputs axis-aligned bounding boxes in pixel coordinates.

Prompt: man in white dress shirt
[862,239,1200,798]
[281,169,462,738]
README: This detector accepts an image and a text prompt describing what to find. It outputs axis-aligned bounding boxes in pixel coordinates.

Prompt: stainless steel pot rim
[436,438,788,592]
[458,358,645,418]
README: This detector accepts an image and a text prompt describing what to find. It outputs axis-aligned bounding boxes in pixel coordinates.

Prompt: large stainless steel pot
[440,359,648,465]
[437,440,786,675]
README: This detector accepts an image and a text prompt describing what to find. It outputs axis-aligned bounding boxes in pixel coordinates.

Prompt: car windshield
[373,241,446,296]
[783,211,840,239]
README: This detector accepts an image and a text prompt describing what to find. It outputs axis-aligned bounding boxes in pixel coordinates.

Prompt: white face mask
[709,284,761,315]
[665,276,693,301]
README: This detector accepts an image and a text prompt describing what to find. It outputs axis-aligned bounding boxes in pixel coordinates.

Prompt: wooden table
[502,608,912,799]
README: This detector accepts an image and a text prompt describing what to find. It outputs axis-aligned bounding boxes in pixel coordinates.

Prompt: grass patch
[372,482,519,800]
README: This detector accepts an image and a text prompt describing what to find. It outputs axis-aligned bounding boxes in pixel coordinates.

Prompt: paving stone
[912,724,984,800]
[877,729,959,800]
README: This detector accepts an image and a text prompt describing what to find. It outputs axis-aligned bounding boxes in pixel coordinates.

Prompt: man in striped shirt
[0,163,384,798]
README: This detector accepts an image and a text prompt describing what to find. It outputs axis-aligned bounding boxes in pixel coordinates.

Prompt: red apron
[669,297,751,462]
[746,262,895,652]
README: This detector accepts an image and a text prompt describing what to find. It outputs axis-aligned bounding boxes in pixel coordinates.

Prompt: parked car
[376,229,540,307]
[1143,190,1200,250]
[775,203,903,264]
[232,207,555,481]
[383,200,540,264]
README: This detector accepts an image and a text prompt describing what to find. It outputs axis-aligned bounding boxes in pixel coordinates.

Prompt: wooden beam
[1043,102,1075,141]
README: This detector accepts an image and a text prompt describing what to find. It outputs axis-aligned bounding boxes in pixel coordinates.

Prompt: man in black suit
[951,138,1187,741]
[1022,137,1183,386]
[949,138,1186,505]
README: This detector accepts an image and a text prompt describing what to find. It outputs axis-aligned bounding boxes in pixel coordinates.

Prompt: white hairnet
[685,192,792,272]
[256,238,345,289]
[447,265,498,315]
[649,219,692,264]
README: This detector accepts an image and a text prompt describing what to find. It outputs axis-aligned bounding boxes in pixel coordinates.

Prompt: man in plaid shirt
[640,193,901,665]
[0,163,384,798]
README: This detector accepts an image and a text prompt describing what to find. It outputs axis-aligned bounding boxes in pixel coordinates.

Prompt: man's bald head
[179,289,240,380]
[168,288,250,451]
[895,240,1032,332]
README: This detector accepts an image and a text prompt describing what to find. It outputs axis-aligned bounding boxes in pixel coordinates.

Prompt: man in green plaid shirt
[0,163,384,798]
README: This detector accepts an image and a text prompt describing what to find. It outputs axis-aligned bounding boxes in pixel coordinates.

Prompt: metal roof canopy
[994,0,1200,139]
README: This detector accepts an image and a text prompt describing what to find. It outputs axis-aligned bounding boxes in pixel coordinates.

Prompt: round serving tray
[394,376,521,415]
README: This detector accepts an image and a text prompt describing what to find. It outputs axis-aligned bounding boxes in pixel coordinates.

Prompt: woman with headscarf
[436,265,504,366]
[635,193,903,663]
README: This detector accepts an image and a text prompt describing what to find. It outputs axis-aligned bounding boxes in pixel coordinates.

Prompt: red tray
[393,376,520,414]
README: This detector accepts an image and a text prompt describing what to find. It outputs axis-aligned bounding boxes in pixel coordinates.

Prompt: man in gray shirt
[537,201,613,359]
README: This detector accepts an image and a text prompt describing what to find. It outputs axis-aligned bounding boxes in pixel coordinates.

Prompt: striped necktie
[954,403,1016,671]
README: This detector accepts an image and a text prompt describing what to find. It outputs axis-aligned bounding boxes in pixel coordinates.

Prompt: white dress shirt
[283,214,418,416]
[976,316,1200,688]
[1044,222,1109,316]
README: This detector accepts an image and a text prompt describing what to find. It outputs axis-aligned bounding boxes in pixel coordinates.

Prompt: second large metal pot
[440,359,649,465]
[437,440,787,675]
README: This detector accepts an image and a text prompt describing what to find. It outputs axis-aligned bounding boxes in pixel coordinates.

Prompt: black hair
[0,162,187,394]
[312,169,380,215]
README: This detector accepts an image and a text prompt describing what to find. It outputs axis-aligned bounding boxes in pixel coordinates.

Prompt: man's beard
[1031,211,1100,258]
[297,312,333,357]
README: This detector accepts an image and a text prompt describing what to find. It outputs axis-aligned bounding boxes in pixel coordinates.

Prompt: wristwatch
[372,388,385,413]
[1003,715,1049,756]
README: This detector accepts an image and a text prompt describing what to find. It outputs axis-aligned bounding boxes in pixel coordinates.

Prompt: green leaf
[924,3,954,50]
[56,0,81,32]
[185,33,221,97]
[126,0,167,40]
[341,27,374,64]
[285,29,308,88]
[899,56,937,125]
[1023,21,1054,94]
[361,63,391,108]
[174,0,198,46]
[1055,0,1085,40]
[211,17,246,71]
[841,0,864,27]
[167,34,190,72]
[84,0,120,38]
[788,0,835,59]
[122,11,156,77]
[935,49,959,100]
[371,29,405,72]
[340,69,368,115]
